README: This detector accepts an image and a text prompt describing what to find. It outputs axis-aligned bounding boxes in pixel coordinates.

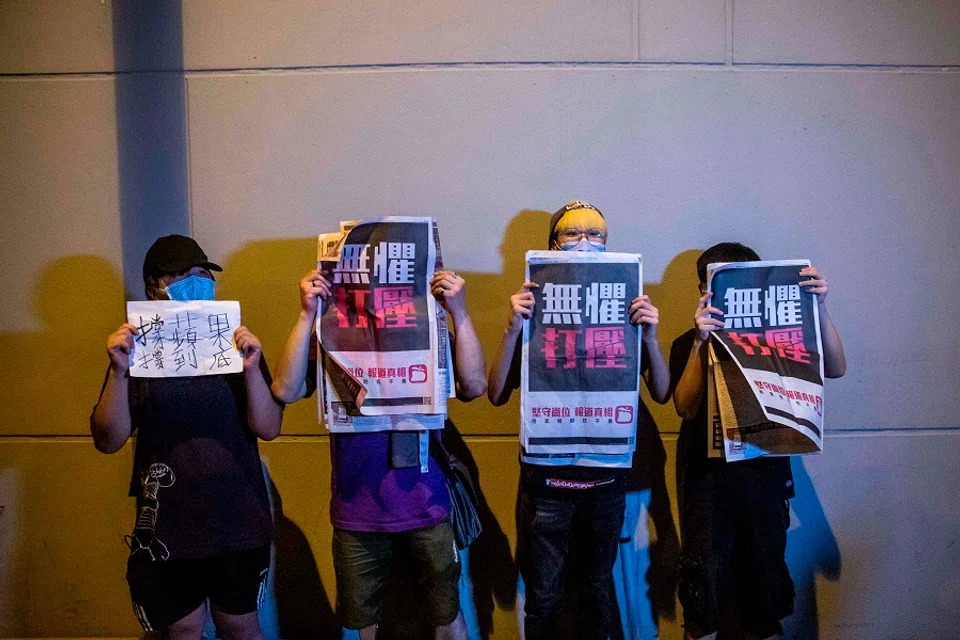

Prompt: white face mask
[559,237,606,252]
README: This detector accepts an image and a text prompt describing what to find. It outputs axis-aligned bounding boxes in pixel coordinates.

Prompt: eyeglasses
[557,228,607,243]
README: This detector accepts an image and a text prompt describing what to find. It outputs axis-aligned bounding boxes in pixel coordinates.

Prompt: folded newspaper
[706,259,825,461]
[315,217,453,433]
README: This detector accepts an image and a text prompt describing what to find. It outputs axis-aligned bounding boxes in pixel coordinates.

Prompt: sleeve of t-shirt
[304,338,318,399]
[669,329,695,396]
[90,364,142,435]
[508,334,522,391]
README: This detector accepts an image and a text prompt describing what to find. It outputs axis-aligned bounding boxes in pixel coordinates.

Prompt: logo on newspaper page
[409,364,428,384]
[615,406,634,424]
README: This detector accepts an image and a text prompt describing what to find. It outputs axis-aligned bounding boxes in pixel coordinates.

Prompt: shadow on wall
[112,0,190,298]
[0,255,127,436]
[441,421,519,638]
[611,401,681,640]
[262,471,339,639]
[783,458,841,640]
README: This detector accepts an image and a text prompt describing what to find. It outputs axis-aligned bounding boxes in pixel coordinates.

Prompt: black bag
[433,442,482,550]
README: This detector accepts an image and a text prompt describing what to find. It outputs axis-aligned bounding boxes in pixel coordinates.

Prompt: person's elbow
[650,387,671,406]
[825,361,847,379]
[457,376,487,402]
[90,412,128,454]
[674,396,698,421]
[270,379,305,405]
[91,425,127,454]
[257,423,282,442]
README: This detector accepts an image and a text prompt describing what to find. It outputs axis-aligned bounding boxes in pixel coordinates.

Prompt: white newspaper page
[316,217,445,432]
[520,251,642,456]
[127,301,243,377]
[707,259,825,458]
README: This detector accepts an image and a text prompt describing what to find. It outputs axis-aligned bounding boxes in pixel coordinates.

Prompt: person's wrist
[447,302,468,323]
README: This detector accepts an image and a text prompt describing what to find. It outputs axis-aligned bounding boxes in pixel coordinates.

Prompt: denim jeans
[517,477,626,640]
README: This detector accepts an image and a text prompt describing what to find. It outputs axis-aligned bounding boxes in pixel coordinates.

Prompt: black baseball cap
[142,234,222,281]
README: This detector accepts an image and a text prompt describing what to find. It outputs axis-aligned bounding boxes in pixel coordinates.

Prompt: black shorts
[678,465,794,638]
[126,545,270,631]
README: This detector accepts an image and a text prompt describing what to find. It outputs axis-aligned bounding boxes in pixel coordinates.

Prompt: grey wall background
[1,1,958,638]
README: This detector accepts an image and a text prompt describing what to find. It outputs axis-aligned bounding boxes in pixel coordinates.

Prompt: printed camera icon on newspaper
[615,406,634,424]
[408,364,428,384]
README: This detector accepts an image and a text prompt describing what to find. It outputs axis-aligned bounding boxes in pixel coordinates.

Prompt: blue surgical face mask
[164,275,216,301]
[559,237,606,252]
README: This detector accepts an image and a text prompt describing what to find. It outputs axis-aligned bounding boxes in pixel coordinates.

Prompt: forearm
[487,328,520,406]
[642,336,671,404]
[90,367,133,454]
[245,365,283,441]
[674,338,708,420]
[819,303,847,378]
[450,311,487,401]
[271,310,314,403]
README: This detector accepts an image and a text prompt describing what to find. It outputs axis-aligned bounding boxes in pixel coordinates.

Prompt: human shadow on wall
[0,256,127,437]
[618,249,703,638]
[441,420,519,637]
[610,401,680,640]
[782,458,841,640]
[263,472,339,639]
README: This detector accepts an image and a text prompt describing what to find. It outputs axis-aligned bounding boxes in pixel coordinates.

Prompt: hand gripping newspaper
[706,259,826,462]
[315,217,453,434]
[520,250,643,457]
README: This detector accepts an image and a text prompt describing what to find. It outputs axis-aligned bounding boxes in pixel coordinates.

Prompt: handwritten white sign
[127,301,243,377]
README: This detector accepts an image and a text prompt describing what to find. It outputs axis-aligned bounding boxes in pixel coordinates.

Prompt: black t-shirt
[669,329,795,500]
[96,365,274,560]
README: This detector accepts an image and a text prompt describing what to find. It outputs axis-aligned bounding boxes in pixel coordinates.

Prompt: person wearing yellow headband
[488,201,670,640]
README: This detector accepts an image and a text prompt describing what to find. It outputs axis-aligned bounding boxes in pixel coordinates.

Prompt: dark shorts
[126,545,270,631]
[678,466,795,638]
[333,520,460,630]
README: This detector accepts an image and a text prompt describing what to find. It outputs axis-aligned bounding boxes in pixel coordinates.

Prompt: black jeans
[517,478,626,640]
[678,464,794,638]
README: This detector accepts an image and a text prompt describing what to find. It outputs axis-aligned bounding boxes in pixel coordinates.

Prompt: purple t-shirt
[329,430,451,533]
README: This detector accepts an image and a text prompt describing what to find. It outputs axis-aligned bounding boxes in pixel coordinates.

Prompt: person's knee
[434,611,466,640]
[211,610,263,640]
[166,604,208,638]
[678,550,716,639]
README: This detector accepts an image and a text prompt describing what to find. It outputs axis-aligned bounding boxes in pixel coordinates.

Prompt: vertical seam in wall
[726,0,734,65]
[185,76,194,236]
[633,0,640,62]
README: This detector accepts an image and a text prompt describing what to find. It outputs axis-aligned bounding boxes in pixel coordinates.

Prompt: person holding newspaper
[271,263,486,640]
[91,235,282,638]
[487,201,671,640]
[671,242,846,640]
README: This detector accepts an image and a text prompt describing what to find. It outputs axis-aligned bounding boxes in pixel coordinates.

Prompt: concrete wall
[1,1,958,637]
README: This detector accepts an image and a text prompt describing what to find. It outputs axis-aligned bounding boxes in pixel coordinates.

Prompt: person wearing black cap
[487,202,671,640]
[91,235,283,638]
